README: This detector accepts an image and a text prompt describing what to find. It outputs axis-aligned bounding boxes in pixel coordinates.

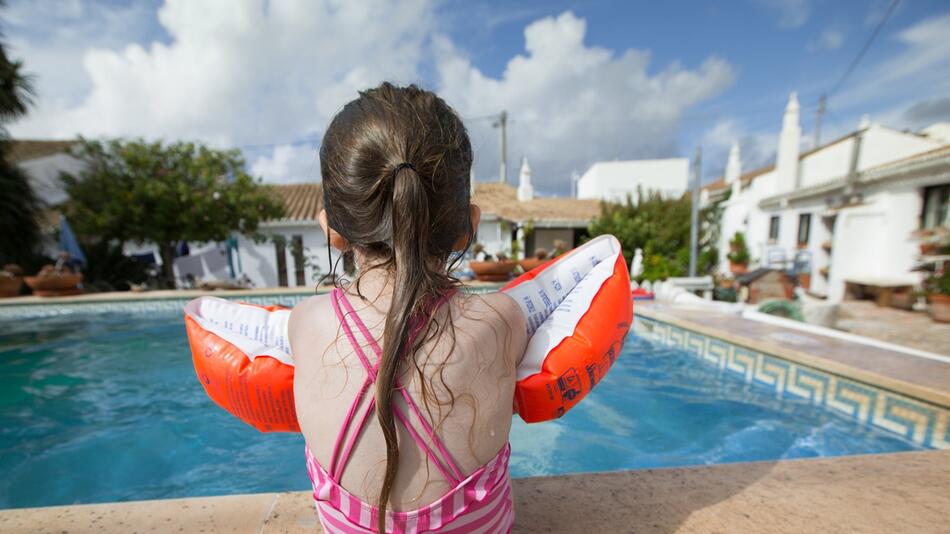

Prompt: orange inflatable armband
[184,234,631,430]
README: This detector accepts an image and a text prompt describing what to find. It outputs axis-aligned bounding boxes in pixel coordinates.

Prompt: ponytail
[376,162,430,531]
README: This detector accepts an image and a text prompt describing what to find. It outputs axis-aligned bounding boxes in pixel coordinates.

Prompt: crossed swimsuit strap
[326,287,464,486]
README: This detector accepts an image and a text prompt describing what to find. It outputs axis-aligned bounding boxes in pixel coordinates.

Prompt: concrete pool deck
[2,449,947,533]
[637,302,950,409]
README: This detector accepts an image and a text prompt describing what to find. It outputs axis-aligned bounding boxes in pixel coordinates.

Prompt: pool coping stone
[1,449,947,533]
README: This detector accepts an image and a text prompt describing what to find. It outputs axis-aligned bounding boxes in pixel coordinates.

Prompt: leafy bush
[926,269,950,296]
[588,188,720,281]
[80,240,150,292]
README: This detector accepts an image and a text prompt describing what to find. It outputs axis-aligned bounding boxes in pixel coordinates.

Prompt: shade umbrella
[59,215,87,267]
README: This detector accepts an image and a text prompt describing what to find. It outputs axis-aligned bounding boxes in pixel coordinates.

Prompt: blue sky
[7,0,950,193]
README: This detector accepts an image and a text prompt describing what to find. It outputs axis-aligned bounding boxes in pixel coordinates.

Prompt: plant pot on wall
[24,273,84,297]
[798,273,811,291]
[929,294,950,323]
[469,260,517,282]
[729,261,748,275]
[0,276,22,298]
[518,257,547,272]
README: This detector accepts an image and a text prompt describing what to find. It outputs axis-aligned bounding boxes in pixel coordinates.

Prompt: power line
[814,0,898,146]
[827,0,900,98]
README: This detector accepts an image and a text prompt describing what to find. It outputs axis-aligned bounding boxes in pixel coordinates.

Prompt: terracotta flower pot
[25,273,84,297]
[469,260,517,282]
[518,258,547,272]
[928,294,950,323]
[0,276,22,298]
[729,261,748,275]
[920,242,940,256]
[798,273,811,290]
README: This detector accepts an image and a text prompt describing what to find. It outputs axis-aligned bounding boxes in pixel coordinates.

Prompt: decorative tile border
[634,315,950,450]
[0,285,500,321]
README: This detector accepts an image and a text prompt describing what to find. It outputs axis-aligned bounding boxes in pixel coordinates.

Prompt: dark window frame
[291,235,306,286]
[797,213,811,247]
[768,215,780,242]
[274,236,288,287]
[921,184,950,230]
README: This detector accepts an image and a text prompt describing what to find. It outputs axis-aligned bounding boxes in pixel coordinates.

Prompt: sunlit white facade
[707,93,950,302]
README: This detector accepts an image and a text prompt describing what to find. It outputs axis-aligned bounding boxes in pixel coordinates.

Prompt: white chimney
[859,114,871,130]
[775,92,801,193]
[517,157,534,201]
[725,140,742,198]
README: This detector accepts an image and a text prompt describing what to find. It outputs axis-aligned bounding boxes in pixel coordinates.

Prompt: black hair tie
[394,162,415,173]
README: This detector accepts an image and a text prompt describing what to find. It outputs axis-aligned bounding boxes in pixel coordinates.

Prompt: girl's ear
[319,209,348,251]
[454,204,481,251]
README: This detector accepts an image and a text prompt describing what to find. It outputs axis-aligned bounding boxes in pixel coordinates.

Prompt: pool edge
[2,449,947,533]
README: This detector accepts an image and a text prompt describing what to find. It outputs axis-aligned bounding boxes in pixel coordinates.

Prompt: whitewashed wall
[475,218,512,258]
[577,158,689,202]
[236,223,336,288]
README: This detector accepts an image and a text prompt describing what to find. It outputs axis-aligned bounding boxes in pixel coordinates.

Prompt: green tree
[588,187,721,281]
[61,139,285,287]
[0,13,41,267]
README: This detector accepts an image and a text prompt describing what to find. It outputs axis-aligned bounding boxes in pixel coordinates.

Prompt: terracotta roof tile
[267,183,322,222]
[266,182,602,225]
[473,183,601,224]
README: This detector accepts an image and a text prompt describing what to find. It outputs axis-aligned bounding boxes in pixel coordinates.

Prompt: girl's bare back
[290,286,526,510]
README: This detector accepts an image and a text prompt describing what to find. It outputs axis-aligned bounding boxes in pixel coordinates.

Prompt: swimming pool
[0,310,927,509]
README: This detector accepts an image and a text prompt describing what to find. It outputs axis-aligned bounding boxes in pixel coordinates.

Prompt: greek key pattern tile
[634,315,950,450]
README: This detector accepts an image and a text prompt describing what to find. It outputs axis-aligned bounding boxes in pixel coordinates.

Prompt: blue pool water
[0,311,926,509]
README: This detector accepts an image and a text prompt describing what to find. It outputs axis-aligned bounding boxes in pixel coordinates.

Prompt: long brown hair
[320,82,473,532]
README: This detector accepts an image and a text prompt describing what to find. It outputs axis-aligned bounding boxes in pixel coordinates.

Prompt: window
[291,235,306,286]
[769,215,780,242]
[274,236,288,287]
[922,184,950,229]
[797,213,811,247]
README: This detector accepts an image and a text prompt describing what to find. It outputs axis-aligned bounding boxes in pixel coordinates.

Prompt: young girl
[289,83,527,533]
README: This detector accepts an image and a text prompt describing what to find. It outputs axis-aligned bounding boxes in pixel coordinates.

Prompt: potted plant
[520,248,549,272]
[0,264,23,298]
[925,268,950,323]
[25,264,84,297]
[469,246,517,282]
[727,231,750,275]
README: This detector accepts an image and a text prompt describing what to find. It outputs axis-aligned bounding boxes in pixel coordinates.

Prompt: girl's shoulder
[287,292,335,361]
[454,290,527,364]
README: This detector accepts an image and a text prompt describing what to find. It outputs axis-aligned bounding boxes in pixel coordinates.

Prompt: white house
[473,158,602,258]
[705,93,950,302]
[576,158,689,202]
[235,183,336,288]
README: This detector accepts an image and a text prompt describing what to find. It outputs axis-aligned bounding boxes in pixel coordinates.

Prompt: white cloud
[833,13,950,115]
[702,119,778,180]
[806,28,845,52]
[9,4,733,192]
[10,0,432,147]
[436,11,734,193]
[249,144,319,184]
[754,0,811,28]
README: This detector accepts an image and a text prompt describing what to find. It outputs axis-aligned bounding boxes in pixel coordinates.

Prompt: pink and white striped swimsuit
[305,288,514,533]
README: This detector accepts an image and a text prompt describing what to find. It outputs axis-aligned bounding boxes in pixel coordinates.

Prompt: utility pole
[493,110,508,183]
[813,94,826,148]
[688,146,702,278]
